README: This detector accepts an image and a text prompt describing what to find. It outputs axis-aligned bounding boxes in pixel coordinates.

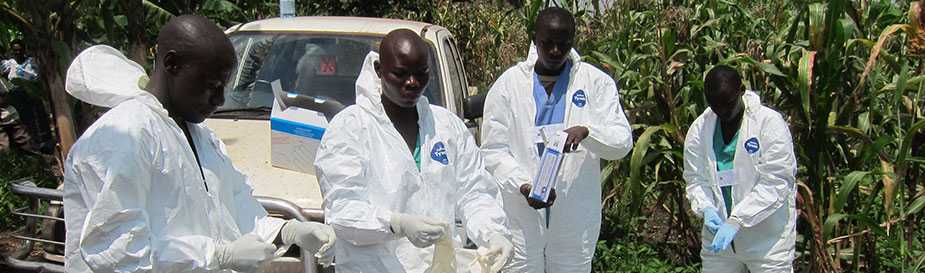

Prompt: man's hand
[708,222,739,253]
[702,207,723,234]
[390,213,446,248]
[562,126,589,152]
[279,220,336,267]
[479,234,513,273]
[519,184,556,209]
[213,234,278,272]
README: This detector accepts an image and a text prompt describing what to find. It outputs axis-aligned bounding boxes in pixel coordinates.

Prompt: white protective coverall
[480,45,634,273]
[314,51,511,273]
[63,45,286,273]
[683,91,797,273]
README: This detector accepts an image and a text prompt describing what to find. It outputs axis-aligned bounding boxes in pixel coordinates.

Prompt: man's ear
[374,60,382,78]
[163,50,181,74]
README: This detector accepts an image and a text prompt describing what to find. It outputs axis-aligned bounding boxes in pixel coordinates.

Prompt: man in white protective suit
[479,7,634,273]
[314,29,513,273]
[63,15,335,273]
[684,65,797,273]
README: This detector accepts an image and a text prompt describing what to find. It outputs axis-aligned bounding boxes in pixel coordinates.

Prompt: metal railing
[5,179,329,273]
[6,179,65,273]
[255,196,330,273]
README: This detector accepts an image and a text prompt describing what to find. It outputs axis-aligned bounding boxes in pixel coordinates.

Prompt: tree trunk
[124,0,148,65]
[18,0,79,163]
[34,45,76,161]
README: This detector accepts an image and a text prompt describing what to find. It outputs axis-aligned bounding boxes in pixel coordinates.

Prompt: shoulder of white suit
[323,105,368,133]
[428,105,469,133]
[98,99,161,131]
[71,99,161,158]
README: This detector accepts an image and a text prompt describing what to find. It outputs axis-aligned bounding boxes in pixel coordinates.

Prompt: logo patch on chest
[431,142,449,165]
[744,137,760,154]
[572,90,587,107]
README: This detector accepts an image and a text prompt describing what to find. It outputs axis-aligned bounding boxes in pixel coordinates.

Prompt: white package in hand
[530,129,567,203]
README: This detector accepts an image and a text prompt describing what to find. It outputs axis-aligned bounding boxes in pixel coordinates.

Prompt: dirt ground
[0,231,56,273]
[0,231,21,257]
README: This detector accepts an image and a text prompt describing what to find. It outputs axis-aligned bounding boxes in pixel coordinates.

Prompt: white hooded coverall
[480,45,634,273]
[684,91,797,273]
[314,51,511,273]
[63,45,286,273]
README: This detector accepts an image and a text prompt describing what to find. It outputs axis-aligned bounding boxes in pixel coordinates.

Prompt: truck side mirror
[463,92,486,121]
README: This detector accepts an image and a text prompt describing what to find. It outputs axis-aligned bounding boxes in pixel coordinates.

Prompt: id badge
[717,170,736,187]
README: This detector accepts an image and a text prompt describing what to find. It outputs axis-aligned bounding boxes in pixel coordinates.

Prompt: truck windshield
[217,32,444,116]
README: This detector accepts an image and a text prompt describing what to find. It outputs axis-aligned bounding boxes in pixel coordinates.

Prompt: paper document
[530,129,568,203]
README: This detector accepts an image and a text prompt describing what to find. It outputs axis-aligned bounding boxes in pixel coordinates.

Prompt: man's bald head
[156,14,233,68]
[150,15,234,124]
[379,29,429,68]
[375,29,431,108]
[534,7,576,40]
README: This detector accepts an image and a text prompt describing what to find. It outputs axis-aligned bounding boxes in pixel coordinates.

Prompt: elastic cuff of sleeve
[207,241,225,270]
[725,217,743,230]
[388,211,401,235]
[701,206,717,217]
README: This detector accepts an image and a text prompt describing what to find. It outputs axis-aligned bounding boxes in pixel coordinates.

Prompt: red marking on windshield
[319,56,336,76]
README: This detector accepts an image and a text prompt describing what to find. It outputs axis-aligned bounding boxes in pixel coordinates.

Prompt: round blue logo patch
[431,142,449,165]
[744,137,760,154]
[572,90,587,107]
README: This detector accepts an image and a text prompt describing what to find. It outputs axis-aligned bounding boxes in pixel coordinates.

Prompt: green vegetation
[0,0,922,271]
[429,1,925,271]
[0,151,56,229]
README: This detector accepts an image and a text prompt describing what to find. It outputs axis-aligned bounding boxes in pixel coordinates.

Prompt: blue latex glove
[708,222,739,252]
[702,208,723,234]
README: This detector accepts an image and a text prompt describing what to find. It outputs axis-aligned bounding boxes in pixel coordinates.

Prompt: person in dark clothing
[1,39,54,154]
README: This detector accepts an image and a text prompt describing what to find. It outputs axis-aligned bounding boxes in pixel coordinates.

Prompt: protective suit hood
[743,90,762,114]
[519,43,582,76]
[66,45,150,108]
[354,51,383,110]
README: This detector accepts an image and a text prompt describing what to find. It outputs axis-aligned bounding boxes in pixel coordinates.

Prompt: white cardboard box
[269,81,329,175]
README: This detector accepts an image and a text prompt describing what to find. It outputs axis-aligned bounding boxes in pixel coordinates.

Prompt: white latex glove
[213,234,277,272]
[478,233,513,273]
[280,219,336,267]
[390,213,446,248]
